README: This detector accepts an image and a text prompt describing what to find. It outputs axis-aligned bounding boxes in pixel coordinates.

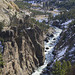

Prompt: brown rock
[1,26,45,75]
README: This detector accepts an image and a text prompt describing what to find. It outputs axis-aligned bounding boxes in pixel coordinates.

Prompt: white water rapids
[32,27,62,75]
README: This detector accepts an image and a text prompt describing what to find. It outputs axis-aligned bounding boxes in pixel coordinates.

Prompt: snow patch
[69,47,75,53]
[69,54,74,57]
[57,46,69,59]
[26,27,31,30]
[61,20,73,25]
[72,60,75,62]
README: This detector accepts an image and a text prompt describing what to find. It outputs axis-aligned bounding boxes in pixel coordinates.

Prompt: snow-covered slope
[54,21,75,63]
[40,20,75,75]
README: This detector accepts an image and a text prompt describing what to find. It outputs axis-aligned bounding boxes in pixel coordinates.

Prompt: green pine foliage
[55,0,75,10]
[30,18,49,31]
[0,38,4,46]
[54,9,75,23]
[0,22,4,32]
[0,52,4,74]
[15,1,31,9]
[66,61,72,74]
[52,60,62,75]
[30,10,45,17]
[48,13,53,24]
[43,0,75,10]
[0,53,3,68]
[61,60,68,75]
[52,60,72,75]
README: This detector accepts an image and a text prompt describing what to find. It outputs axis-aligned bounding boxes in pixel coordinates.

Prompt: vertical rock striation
[0,26,45,75]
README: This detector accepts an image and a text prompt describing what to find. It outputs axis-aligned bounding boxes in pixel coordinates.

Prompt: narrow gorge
[0,0,75,75]
[32,27,62,75]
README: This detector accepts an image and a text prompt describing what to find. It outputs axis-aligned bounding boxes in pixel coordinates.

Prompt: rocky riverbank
[32,26,62,75]
[40,21,75,75]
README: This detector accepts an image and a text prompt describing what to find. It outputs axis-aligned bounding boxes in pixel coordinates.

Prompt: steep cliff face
[54,21,75,63]
[0,26,45,75]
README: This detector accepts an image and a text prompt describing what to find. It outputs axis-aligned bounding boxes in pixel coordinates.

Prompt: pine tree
[52,60,72,75]
[0,52,4,74]
[52,60,62,75]
[62,60,67,70]
[0,22,4,32]
[0,52,3,68]
[43,2,45,10]
[66,61,71,75]
[48,13,53,24]
[61,60,68,75]
[67,61,71,70]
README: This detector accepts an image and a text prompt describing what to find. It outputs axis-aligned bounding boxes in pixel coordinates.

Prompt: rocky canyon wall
[0,26,45,75]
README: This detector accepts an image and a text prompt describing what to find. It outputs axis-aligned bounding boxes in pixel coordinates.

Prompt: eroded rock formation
[0,26,45,75]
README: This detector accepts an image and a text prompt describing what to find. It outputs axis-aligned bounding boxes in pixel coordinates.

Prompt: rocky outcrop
[0,26,45,75]
[0,0,23,26]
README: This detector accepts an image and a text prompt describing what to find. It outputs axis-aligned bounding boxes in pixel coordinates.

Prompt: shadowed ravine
[32,26,62,75]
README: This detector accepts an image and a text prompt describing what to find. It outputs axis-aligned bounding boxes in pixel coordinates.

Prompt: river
[32,26,62,75]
